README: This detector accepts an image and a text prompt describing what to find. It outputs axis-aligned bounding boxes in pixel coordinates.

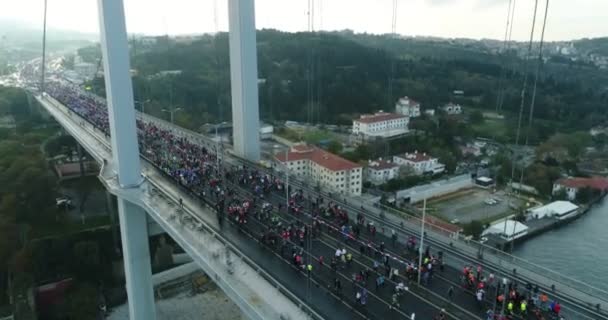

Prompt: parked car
[56,196,74,210]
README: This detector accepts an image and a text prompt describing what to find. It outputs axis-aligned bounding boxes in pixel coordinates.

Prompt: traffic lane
[172,185,360,320]
[230,209,411,320]
[226,186,463,320]
[240,211,451,320]
[279,199,543,320]
[200,212,360,320]
[255,187,538,320]
[297,188,592,319]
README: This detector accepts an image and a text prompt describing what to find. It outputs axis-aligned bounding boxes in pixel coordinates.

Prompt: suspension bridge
[19,0,608,319]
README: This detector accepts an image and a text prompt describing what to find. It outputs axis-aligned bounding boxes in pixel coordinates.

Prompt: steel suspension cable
[494,0,516,114]
[518,0,550,187]
[509,0,540,188]
[387,0,398,111]
[40,0,48,93]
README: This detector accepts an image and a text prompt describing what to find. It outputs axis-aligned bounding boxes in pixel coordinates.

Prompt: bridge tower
[228,0,261,162]
[96,0,156,319]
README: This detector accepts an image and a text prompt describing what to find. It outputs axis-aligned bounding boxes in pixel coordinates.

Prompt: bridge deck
[37,93,607,320]
[38,95,320,320]
[140,101,608,319]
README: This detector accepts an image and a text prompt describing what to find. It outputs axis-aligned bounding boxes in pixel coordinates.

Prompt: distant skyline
[1,0,607,42]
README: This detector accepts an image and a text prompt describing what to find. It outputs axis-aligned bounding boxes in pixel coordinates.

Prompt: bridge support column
[96,0,156,319]
[228,0,260,162]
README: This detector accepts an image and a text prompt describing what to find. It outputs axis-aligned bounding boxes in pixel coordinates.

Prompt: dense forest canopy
[84,30,608,131]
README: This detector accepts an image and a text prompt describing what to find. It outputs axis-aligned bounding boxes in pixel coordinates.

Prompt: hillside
[82,30,608,134]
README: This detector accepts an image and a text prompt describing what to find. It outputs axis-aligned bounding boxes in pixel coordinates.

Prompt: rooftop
[275,144,361,172]
[555,176,608,190]
[395,151,434,163]
[397,96,420,107]
[367,158,399,170]
[354,112,407,124]
[530,201,579,217]
[483,219,529,237]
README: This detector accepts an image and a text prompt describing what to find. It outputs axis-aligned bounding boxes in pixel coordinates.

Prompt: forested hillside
[85,30,608,131]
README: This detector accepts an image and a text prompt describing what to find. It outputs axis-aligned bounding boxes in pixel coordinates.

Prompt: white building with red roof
[552,176,608,201]
[274,144,363,196]
[365,158,400,185]
[395,96,421,117]
[352,111,409,138]
[393,151,445,176]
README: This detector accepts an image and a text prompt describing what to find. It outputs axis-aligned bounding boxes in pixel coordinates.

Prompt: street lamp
[162,106,182,124]
[134,99,150,115]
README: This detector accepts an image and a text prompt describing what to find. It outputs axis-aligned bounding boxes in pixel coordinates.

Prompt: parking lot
[426,187,524,224]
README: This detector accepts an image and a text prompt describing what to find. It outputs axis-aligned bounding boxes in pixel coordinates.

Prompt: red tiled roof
[367,159,399,170]
[275,145,361,172]
[354,112,407,124]
[396,152,433,163]
[556,177,608,191]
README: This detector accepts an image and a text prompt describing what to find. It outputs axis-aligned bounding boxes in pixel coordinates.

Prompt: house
[395,96,421,117]
[352,111,409,138]
[365,158,400,185]
[424,109,436,117]
[482,220,529,241]
[442,103,462,115]
[552,177,608,201]
[393,151,445,175]
[527,201,579,220]
[274,144,363,196]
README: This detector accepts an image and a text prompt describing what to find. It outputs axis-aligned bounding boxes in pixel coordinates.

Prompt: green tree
[470,110,484,124]
[463,220,484,240]
[326,140,343,154]
[553,188,569,201]
[575,187,596,204]
[63,282,99,320]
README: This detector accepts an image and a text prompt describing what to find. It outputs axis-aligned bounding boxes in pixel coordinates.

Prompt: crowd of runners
[44,81,568,320]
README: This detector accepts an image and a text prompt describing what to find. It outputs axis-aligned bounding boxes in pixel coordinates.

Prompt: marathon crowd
[44,82,567,320]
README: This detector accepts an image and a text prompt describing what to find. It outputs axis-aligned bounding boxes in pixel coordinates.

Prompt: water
[514,197,608,292]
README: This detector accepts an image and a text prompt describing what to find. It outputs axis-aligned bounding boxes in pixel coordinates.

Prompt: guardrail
[41,95,325,320]
[42,92,608,318]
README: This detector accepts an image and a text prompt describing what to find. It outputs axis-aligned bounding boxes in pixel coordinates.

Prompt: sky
[1,0,606,41]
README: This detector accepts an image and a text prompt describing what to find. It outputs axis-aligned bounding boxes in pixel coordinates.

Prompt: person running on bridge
[447,285,454,303]
[333,277,342,295]
[475,288,485,308]
[389,293,400,310]
[520,299,527,316]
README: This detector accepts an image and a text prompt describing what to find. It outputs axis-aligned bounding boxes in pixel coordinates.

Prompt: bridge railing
[44,92,608,318]
[43,94,326,320]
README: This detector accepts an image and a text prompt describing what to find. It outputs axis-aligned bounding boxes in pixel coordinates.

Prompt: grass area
[472,118,508,139]
[276,127,337,145]
[478,210,515,225]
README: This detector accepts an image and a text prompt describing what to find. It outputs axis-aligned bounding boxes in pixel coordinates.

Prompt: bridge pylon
[96,0,156,319]
[228,0,261,162]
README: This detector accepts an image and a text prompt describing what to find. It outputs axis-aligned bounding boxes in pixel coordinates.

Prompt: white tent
[483,219,529,241]
[528,201,579,220]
